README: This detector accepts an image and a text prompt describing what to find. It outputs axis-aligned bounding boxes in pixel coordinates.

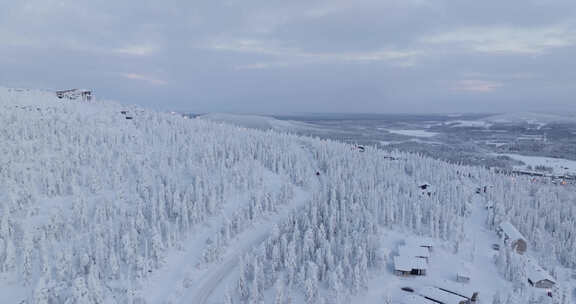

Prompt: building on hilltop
[56,89,93,102]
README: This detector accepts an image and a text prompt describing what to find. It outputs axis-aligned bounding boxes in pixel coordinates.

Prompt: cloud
[461,72,537,80]
[205,38,422,68]
[234,62,292,70]
[122,73,167,85]
[452,80,503,92]
[113,44,159,56]
[0,26,160,58]
[2,0,576,113]
[422,24,576,54]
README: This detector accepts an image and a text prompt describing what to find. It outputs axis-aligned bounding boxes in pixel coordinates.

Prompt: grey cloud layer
[1,0,575,113]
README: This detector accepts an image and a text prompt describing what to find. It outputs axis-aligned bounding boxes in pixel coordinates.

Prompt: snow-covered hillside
[0,88,574,304]
[444,112,576,129]
[482,112,576,125]
[198,113,316,132]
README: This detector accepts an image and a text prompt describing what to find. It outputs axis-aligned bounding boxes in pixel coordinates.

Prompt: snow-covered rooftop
[498,221,525,241]
[400,294,435,304]
[525,258,556,284]
[435,280,476,299]
[418,286,468,304]
[394,256,428,272]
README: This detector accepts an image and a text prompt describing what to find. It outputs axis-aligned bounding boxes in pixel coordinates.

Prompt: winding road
[181,141,323,304]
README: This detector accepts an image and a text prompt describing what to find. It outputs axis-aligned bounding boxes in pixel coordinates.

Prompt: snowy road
[179,143,321,304]
[135,141,322,304]
[181,188,319,304]
[182,233,268,304]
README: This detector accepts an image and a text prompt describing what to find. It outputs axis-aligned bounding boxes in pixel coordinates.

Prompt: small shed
[526,260,556,289]
[456,265,472,283]
[497,221,527,254]
[394,256,428,276]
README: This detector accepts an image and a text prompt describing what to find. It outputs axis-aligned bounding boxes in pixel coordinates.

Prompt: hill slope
[0,88,574,304]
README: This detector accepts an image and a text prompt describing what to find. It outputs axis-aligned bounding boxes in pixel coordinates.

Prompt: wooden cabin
[526,259,556,289]
[394,256,428,276]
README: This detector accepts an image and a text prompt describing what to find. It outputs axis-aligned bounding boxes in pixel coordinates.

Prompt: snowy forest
[0,88,574,304]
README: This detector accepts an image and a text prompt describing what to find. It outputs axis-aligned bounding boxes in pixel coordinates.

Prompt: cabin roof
[394,255,428,272]
[526,258,556,284]
[418,286,468,304]
[400,295,435,304]
[434,279,476,298]
[498,221,525,241]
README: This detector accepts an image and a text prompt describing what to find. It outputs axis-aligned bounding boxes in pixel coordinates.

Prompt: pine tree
[274,278,285,304]
[223,285,234,304]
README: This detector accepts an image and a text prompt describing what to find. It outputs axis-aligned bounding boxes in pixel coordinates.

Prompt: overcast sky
[1,0,575,114]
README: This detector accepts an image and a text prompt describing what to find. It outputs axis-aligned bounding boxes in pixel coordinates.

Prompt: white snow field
[198,113,317,133]
[386,129,438,138]
[0,87,574,304]
[482,112,576,125]
[497,153,576,176]
[447,120,493,128]
[445,112,576,129]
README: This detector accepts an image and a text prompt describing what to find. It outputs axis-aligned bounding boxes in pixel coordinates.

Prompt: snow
[406,238,435,249]
[398,245,431,259]
[394,256,428,272]
[418,286,468,304]
[175,186,316,304]
[498,221,526,244]
[496,153,576,175]
[198,113,315,132]
[349,187,516,304]
[138,170,313,304]
[525,258,556,285]
[399,294,434,304]
[1,87,574,304]
[482,112,576,125]
[387,129,438,138]
[448,120,493,128]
